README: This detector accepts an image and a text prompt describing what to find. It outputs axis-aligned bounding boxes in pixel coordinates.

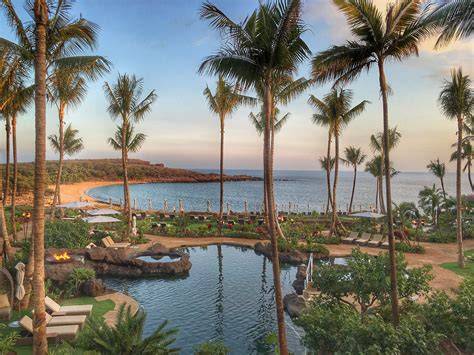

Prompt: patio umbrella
[132,215,138,236]
[14,262,25,301]
[82,216,121,223]
[163,199,168,213]
[349,212,385,219]
[57,201,94,209]
[206,200,211,213]
[87,208,121,216]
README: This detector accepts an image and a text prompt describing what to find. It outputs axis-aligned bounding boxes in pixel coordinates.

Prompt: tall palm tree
[342,146,366,213]
[365,156,383,211]
[309,88,368,235]
[312,0,437,325]
[1,83,33,240]
[203,77,254,227]
[319,156,335,213]
[49,123,84,160]
[369,127,402,213]
[32,0,48,352]
[439,68,473,269]
[427,158,447,198]
[431,0,473,47]
[108,124,147,154]
[48,70,91,209]
[199,1,310,351]
[450,141,473,191]
[2,115,10,205]
[418,184,444,227]
[104,74,155,232]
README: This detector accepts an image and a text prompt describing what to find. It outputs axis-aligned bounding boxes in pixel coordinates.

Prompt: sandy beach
[58,180,121,203]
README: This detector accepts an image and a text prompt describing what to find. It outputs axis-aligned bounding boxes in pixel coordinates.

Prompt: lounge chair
[48,314,87,328]
[342,231,359,244]
[45,296,93,316]
[367,234,384,247]
[355,232,372,245]
[18,315,79,344]
[102,236,130,249]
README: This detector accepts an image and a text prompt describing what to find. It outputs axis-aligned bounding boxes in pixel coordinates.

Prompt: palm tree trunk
[330,131,339,235]
[270,112,284,239]
[219,116,224,233]
[11,115,18,241]
[52,105,65,211]
[378,59,399,326]
[456,114,465,268]
[325,132,332,214]
[0,166,13,261]
[379,176,386,214]
[121,123,132,234]
[3,117,11,205]
[467,159,473,191]
[440,176,447,199]
[375,178,379,212]
[349,165,357,213]
[20,239,34,309]
[32,0,49,352]
[264,83,288,355]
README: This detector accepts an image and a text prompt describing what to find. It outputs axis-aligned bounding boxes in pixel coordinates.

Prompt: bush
[65,268,96,297]
[395,242,425,254]
[193,341,229,355]
[301,242,330,256]
[426,229,456,243]
[45,220,91,248]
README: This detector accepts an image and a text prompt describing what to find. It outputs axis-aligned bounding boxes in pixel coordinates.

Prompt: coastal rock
[283,293,307,318]
[292,265,307,295]
[254,242,309,265]
[85,247,129,265]
[81,278,106,297]
[45,261,93,283]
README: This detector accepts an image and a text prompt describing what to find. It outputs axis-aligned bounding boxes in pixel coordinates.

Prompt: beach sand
[58,180,120,203]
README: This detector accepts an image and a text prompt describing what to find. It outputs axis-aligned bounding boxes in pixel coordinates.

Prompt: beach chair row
[342,232,390,248]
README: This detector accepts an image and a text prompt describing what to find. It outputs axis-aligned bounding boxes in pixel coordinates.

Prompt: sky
[0,0,472,172]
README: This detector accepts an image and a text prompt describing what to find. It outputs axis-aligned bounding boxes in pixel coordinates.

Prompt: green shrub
[193,341,229,355]
[65,268,96,297]
[302,242,330,255]
[426,229,456,243]
[395,242,425,254]
[45,220,90,248]
[0,324,19,354]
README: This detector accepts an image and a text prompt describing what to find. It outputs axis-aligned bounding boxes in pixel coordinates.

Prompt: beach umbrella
[147,198,152,211]
[133,198,138,210]
[82,216,121,223]
[132,215,138,236]
[87,208,121,216]
[179,199,184,213]
[57,201,94,209]
[14,262,25,301]
[244,200,248,214]
[163,199,168,213]
[226,202,230,214]
[206,200,211,213]
[349,212,385,219]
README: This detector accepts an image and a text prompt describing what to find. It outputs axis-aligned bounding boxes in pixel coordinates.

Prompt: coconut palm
[450,141,473,191]
[312,0,438,324]
[199,1,310,350]
[104,74,155,232]
[49,123,84,157]
[108,124,147,153]
[439,68,473,268]
[309,88,368,235]
[427,158,447,198]
[203,77,254,227]
[2,115,10,205]
[319,156,335,213]
[342,146,366,213]
[1,83,33,240]
[79,304,179,354]
[369,127,402,213]
[431,0,473,47]
[418,184,444,227]
[366,155,398,212]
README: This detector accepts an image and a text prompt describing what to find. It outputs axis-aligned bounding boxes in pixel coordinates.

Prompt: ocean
[86,169,471,213]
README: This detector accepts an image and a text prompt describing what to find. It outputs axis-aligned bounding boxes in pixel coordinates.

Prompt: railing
[304,252,314,290]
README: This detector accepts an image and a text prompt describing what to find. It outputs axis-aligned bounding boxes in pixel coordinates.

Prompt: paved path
[95,292,140,327]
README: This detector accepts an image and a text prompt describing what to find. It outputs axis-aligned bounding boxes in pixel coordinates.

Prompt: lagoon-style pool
[104,245,305,354]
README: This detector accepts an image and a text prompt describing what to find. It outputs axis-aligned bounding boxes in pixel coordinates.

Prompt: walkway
[95,292,140,327]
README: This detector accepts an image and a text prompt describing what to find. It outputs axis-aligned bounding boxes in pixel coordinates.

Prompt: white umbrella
[82,216,121,223]
[14,262,25,301]
[57,201,94,209]
[87,208,121,216]
[132,215,138,236]
[350,212,385,219]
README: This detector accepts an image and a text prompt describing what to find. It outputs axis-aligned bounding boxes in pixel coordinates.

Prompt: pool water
[135,255,181,263]
[105,245,305,354]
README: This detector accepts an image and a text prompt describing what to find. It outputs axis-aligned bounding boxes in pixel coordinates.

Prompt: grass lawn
[441,249,474,280]
[2,296,115,355]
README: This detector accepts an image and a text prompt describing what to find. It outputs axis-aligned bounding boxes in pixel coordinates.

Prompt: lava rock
[81,278,106,297]
[283,293,307,318]
[292,265,307,295]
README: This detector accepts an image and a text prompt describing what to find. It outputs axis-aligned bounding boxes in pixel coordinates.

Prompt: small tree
[427,158,447,198]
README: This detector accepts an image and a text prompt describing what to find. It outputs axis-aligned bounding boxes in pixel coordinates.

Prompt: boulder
[85,247,129,265]
[254,242,309,265]
[283,293,307,318]
[292,264,307,295]
[81,278,106,297]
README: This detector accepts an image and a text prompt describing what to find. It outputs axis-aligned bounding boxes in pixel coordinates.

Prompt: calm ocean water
[87,170,471,213]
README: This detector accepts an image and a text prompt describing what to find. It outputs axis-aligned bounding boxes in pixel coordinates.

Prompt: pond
[104,245,305,354]
[135,255,181,263]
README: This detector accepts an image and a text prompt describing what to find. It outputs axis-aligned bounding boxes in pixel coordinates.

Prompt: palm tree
[203,77,254,227]
[32,0,48,352]
[365,156,383,211]
[80,304,179,354]
[103,74,156,233]
[319,156,335,213]
[108,124,146,154]
[431,0,473,47]
[1,83,33,240]
[49,123,84,163]
[312,0,437,325]
[342,146,366,213]
[439,68,473,268]
[309,88,368,235]
[418,184,444,227]
[450,141,473,191]
[427,158,447,198]
[369,127,402,213]
[199,1,310,351]
[2,115,10,205]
